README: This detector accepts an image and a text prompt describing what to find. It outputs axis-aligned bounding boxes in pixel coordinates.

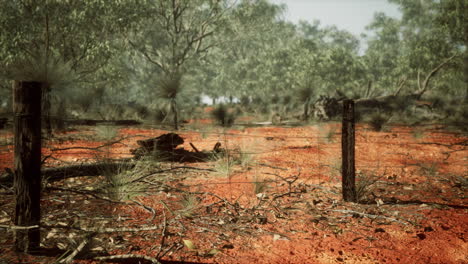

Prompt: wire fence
[1,120,466,189]
[0,120,466,263]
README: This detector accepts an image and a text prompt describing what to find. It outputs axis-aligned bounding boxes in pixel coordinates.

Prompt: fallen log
[0,160,134,186]
[136,133,184,152]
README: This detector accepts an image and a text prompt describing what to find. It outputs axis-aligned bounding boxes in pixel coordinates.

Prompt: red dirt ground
[0,123,466,264]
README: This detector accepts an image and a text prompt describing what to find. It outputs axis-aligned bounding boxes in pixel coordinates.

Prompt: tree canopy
[0,0,465,123]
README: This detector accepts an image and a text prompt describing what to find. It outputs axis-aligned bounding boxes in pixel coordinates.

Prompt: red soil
[0,124,466,264]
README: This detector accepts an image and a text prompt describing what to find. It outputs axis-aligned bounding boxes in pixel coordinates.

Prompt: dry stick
[154,181,239,211]
[189,142,200,153]
[131,198,156,221]
[0,224,40,230]
[331,209,409,225]
[156,206,168,259]
[47,186,123,204]
[50,136,133,152]
[40,223,162,233]
[58,232,95,264]
[94,254,161,264]
[129,166,216,185]
[258,163,288,171]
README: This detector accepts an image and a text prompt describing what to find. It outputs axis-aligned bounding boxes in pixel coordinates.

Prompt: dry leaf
[183,239,197,250]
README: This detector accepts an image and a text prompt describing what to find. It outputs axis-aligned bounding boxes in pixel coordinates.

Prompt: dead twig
[156,205,168,259]
[94,254,161,264]
[331,209,409,225]
[131,198,156,221]
[58,232,95,264]
[47,186,123,204]
[189,142,200,153]
[41,223,162,233]
[0,224,40,230]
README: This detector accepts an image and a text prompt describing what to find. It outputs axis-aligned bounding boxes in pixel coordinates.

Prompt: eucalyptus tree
[0,0,144,133]
[364,0,463,100]
[436,0,467,101]
[201,0,295,113]
[0,0,145,252]
[129,0,232,129]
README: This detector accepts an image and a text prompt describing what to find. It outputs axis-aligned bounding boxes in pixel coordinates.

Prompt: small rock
[424,226,434,232]
[375,228,386,233]
[273,234,289,241]
[313,199,323,205]
[222,244,234,249]
[416,233,426,240]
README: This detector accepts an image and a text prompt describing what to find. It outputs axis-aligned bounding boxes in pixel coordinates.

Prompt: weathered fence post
[342,99,357,202]
[13,81,42,252]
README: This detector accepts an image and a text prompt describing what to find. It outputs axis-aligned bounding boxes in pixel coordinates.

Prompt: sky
[269,0,402,37]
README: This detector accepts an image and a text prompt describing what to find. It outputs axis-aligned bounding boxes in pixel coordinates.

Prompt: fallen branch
[156,206,168,259]
[41,223,162,233]
[0,160,134,185]
[131,198,156,221]
[58,232,95,264]
[0,224,39,230]
[189,143,200,153]
[331,209,409,225]
[94,254,161,264]
[47,186,123,204]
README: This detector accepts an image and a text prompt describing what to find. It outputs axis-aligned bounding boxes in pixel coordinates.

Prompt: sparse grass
[209,138,256,177]
[253,176,269,195]
[319,126,337,143]
[230,146,255,169]
[356,170,382,203]
[177,194,200,218]
[212,156,236,178]
[95,125,118,141]
[98,159,152,201]
[412,128,425,139]
[418,162,439,178]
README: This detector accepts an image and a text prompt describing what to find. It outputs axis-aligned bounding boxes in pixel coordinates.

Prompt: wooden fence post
[342,99,357,202]
[13,81,42,252]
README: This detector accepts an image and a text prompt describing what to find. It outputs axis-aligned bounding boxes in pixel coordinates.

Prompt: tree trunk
[42,83,52,137]
[171,99,178,130]
[464,49,468,103]
[13,81,42,253]
[303,100,309,120]
[341,100,356,202]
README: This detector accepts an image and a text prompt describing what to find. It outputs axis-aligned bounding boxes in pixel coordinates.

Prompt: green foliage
[1,0,464,124]
[95,125,118,141]
[157,73,183,100]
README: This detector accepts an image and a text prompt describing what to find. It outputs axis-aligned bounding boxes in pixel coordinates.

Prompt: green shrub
[368,112,389,131]
[211,104,236,127]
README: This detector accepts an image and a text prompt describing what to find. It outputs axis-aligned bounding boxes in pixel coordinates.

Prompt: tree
[129,0,230,129]
[0,0,143,134]
[436,0,467,101]
[0,0,143,252]
[364,0,464,100]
